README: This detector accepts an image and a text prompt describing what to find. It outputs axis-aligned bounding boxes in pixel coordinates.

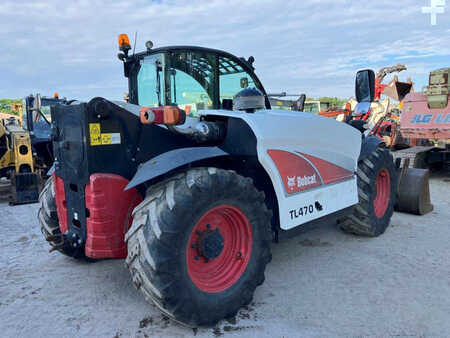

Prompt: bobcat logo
[287,176,296,190]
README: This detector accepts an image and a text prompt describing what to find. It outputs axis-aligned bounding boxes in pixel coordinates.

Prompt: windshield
[39,105,52,121]
[31,98,61,123]
[135,50,261,116]
[32,98,63,139]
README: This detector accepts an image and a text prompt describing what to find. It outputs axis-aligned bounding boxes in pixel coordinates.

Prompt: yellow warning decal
[89,123,121,146]
[89,123,101,146]
[101,132,121,145]
[101,133,111,145]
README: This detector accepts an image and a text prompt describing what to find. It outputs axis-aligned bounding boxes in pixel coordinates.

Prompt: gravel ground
[0,173,449,337]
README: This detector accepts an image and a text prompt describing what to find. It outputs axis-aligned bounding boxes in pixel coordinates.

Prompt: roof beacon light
[54,92,59,99]
[118,34,131,52]
[139,106,186,125]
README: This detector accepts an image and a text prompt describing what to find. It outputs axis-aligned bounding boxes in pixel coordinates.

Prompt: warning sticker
[101,133,111,145]
[101,133,121,145]
[89,123,121,146]
[89,123,101,146]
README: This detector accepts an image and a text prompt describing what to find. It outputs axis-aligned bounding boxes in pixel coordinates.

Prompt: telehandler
[39,35,397,327]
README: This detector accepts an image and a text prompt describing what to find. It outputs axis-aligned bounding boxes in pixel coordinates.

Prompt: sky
[0,0,449,101]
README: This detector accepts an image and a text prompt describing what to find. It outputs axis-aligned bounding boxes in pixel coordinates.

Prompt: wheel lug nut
[237,252,242,259]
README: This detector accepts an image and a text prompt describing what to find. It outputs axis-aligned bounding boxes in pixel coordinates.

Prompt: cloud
[0,0,449,100]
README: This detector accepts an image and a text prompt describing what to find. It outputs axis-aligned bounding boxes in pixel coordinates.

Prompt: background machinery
[267,94,333,114]
[313,65,433,215]
[0,117,39,203]
[267,92,306,111]
[0,93,68,204]
[394,68,450,172]
[38,36,398,327]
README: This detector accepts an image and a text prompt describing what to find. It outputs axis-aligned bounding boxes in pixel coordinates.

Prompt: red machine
[401,92,450,140]
[396,69,450,172]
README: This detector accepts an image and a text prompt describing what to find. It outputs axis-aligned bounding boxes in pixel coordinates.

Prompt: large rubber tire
[125,168,272,327]
[38,177,85,258]
[340,147,396,237]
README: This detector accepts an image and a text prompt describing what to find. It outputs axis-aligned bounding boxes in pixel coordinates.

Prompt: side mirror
[355,69,375,102]
[33,93,42,111]
[294,93,306,111]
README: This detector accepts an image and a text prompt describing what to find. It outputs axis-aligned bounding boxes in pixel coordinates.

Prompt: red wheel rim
[186,205,252,293]
[373,169,390,218]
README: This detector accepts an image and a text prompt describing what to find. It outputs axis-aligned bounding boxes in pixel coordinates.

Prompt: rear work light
[139,106,186,125]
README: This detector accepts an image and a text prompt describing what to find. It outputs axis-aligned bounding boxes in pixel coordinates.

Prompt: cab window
[137,54,163,107]
[167,51,217,116]
[219,56,255,106]
[135,50,263,116]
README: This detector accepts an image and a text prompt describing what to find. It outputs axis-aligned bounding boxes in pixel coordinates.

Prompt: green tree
[0,98,21,116]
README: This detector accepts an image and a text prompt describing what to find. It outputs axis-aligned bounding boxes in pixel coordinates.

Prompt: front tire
[340,147,396,236]
[125,168,272,327]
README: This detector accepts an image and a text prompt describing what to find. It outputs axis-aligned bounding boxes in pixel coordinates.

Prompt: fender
[359,136,384,162]
[125,146,228,190]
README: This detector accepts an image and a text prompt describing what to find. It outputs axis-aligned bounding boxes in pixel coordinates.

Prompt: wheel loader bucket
[395,167,433,215]
[9,172,42,205]
[383,80,413,102]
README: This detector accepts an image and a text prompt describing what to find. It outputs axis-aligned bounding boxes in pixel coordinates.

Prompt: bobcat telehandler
[38,35,397,327]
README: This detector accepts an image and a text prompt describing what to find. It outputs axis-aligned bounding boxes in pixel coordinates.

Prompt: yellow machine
[0,117,41,204]
[1,93,70,204]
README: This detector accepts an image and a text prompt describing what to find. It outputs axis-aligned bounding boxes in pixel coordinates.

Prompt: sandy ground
[0,174,449,338]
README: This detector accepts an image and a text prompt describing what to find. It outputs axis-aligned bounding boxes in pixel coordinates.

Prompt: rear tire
[38,177,85,258]
[340,147,396,237]
[125,168,272,327]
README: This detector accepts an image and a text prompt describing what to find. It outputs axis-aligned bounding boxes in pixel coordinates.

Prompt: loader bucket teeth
[395,168,433,215]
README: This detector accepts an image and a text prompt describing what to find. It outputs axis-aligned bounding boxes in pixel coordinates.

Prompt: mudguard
[359,136,384,162]
[125,147,228,190]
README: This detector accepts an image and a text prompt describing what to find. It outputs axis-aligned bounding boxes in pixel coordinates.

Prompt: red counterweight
[84,174,142,259]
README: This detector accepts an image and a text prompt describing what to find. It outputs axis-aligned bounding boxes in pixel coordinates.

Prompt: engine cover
[200,109,362,230]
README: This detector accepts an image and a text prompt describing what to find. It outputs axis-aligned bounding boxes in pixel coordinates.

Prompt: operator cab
[122,45,271,116]
[23,93,67,169]
[23,94,67,140]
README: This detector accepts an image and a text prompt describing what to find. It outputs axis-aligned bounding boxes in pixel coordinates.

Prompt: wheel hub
[186,204,253,293]
[197,228,224,260]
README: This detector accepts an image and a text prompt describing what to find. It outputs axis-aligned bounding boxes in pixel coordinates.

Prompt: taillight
[139,106,186,125]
